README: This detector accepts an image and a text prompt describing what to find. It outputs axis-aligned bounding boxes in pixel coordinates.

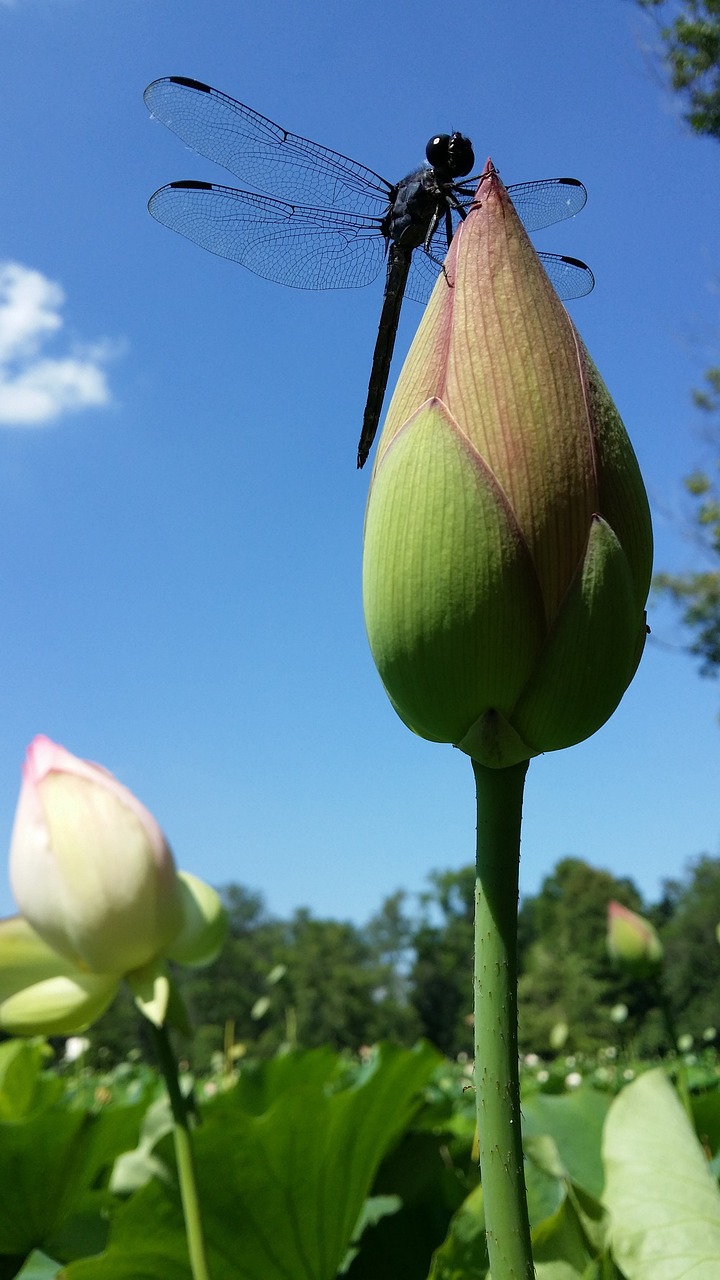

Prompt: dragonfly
[144,77,594,468]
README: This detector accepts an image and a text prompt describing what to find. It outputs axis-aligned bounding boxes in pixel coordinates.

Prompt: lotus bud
[9,736,185,975]
[607,901,663,978]
[362,162,652,767]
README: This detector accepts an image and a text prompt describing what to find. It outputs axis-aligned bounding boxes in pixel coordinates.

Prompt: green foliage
[653,433,720,678]
[409,868,475,1059]
[2,1044,720,1278]
[0,1044,147,1271]
[71,848,720,1067]
[62,1042,441,1280]
[517,859,648,1053]
[639,0,720,139]
[603,1068,720,1277]
[657,855,720,1034]
[652,370,720,681]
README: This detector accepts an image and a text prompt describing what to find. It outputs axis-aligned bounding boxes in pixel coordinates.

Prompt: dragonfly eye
[426,134,451,167]
[426,133,474,178]
[446,133,474,178]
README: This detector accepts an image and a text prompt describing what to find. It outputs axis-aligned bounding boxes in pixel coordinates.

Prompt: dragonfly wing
[537,253,595,299]
[506,178,588,232]
[405,179,592,304]
[404,255,443,305]
[148,181,387,290]
[449,176,587,233]
[403,209,463,304]
[144,77,391,218]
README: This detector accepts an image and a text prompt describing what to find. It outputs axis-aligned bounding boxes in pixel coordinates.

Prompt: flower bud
[362,163,652,767]
[9,736,184,975]
[607,901,663,978]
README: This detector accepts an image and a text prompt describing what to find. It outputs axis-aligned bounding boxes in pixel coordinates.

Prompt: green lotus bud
[362,162,652,767]
[607,901,663,978]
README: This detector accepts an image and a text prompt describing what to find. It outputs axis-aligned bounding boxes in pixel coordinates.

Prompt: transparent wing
[405,247,593,306]
[405,175,592,304]
[450,176,588,231]
[147,181,387,290]
[144,77,391,218]
[537,253,595,299]
[505,177,587,230]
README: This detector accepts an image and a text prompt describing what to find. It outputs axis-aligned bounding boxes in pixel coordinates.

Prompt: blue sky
[0,0,718,927]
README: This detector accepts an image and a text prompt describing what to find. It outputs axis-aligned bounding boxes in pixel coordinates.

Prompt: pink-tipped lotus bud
[363,163,652,768]
[9,736,184,975]
[607,901,663,978]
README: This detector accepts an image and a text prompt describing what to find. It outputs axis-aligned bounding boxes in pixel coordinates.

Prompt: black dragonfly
[144,77,594,468]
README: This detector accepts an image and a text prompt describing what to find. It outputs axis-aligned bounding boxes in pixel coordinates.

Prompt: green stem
[472,758,534,1280]
[144,1017,212,1280]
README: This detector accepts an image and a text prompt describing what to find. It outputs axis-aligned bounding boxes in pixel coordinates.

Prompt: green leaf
[691,1087,720,1162]
[345,1130,468,1280]
[522,1088,610,1200]
[427,1182,488,1280]
[63,1042,441,1280]
[0,1098,144,1258]
[602,1067,720,1278]
[12,1251,63,1279]
[0,1040,60,1121]
[531,1198,594,1279]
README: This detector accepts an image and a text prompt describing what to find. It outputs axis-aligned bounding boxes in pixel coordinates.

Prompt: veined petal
[444,169,598,617]
[581,342,653,610]
[511,516,645,751]
[363,398,546,744]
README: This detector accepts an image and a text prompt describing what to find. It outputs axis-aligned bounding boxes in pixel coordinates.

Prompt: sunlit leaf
[63,1043,441,1280]
[603,1067,720,1279]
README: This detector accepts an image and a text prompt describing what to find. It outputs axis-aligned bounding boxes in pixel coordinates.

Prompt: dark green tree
[364,891,422,1044]
[517,858,648,1052]
[179,884,287,1063]
[280,909,395,1050]
[653,370,720,680]
[408,867,475,1057]
[638,0,720,139]
[657,853,720,1034]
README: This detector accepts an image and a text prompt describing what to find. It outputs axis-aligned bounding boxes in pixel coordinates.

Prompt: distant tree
[179,884,287,1063]
[638,0,720,139]
[657,853,720,1034]
[364,891,422,1044]
[653,370,720,682]
[517,858,648,1052]
[277,910,382,1049]
[408,867,475,1058]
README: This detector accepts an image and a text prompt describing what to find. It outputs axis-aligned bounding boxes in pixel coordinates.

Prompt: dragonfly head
[425,132,474,180]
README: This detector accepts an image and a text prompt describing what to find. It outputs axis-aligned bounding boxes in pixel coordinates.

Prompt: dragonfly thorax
[425,132,474,180]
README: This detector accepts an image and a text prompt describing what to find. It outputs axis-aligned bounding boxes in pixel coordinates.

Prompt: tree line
[84,852,720,1068]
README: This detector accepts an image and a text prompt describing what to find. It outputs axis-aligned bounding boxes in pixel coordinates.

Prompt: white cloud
[0,262,113,427]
